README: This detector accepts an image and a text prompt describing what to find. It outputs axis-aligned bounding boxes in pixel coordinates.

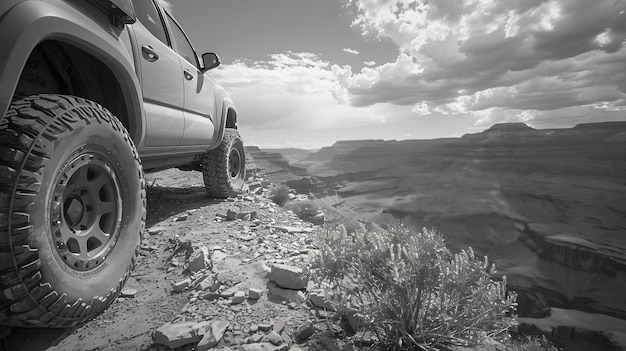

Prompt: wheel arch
[226,105,238,129]
[0,1,145,143]
[208,98,239,151]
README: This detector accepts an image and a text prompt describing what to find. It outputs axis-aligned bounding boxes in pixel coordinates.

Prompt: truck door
[131,0,185,146]
[164,12,216,146]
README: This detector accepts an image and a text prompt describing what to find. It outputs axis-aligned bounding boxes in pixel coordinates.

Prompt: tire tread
[202,129,246,198]
[0,94,144,327]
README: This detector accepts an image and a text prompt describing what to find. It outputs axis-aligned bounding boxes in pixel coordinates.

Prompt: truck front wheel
[202,129,246,198]
[0,94,145,327]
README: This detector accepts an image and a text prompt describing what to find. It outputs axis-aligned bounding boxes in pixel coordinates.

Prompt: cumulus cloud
[343,48,361,55]
[339,0,626,126]
[210,52,409,132]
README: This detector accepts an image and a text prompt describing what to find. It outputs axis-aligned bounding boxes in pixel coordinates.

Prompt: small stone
[272,320,286,334]
[258,323,272,332]
[197,320,229,351]
[231,291,246,304]
[267,282,306,303]
[221,284,242,298]
[171,278,191,293]
[280,332,292,347]
[246,333,263,344]
[265,331,283,346]
[248,288,263,300]
[309,289,335,311]
[154,321,211,349]
[295,321,314,340]
[188,246,211,273]
[174,215,188,222]
[191,273,211,289]
[202,292,221,301]
[226,209,238,220]
[120,287,137,298]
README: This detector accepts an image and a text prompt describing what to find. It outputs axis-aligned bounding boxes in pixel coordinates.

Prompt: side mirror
[202,53,221,71]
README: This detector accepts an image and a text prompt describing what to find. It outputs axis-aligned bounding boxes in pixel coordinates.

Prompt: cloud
[210,52,411,132]
[339,0,626,126]
[343,48,360,54]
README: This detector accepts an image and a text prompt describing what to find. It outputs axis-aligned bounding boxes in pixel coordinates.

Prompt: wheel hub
[229,148,242,179]
[64,196,85,228]
[51,152,123,271]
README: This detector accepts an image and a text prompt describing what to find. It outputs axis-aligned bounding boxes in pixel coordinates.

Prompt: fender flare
[0,0,145,143]
[209,98,238,150]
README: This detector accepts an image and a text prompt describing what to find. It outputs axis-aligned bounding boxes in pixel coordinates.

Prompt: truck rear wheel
[202,129,246,198]
[0,94,145,327]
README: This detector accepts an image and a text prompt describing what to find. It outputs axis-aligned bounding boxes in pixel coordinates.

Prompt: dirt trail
[3,169,355,351]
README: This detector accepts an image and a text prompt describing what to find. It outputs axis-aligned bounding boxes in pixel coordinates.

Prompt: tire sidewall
[30,114,142,302]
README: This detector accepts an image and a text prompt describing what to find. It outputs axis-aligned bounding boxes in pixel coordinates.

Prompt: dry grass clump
[311,224,517,350]
[286,199,321,223]
[269,185,290,206]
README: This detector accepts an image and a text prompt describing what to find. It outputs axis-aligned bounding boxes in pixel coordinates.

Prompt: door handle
[141,45,159,61]
[184,69,194,81]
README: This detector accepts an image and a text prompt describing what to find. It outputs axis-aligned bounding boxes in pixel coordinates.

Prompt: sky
[163,0,626,149]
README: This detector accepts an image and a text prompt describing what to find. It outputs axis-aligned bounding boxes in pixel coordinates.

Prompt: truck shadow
[1,327,76,351]
[146,184,225,228]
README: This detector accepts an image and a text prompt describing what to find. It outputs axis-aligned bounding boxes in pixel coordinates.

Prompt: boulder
[268,264,308,290]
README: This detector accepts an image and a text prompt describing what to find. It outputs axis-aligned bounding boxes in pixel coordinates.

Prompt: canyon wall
[291,122,626,324]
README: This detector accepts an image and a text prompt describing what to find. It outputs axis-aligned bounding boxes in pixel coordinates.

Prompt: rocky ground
[2,168,372,351]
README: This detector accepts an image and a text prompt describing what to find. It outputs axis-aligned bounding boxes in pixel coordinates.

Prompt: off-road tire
[202,129,246,198]
[0,94,145,327]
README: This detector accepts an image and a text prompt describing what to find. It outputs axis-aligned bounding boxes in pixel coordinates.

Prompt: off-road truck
[0,0,245,327]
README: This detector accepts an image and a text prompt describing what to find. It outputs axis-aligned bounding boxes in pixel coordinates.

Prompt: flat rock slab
[154,321,211,349]
[268,264,308,290]
[267,282,306,304]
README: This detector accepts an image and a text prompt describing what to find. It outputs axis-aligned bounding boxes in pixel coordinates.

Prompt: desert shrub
[311,224,517,350]
[286,199,321,223]
[269,185,290,206]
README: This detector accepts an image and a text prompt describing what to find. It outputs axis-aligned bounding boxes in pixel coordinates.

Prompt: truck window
[164,12,198,68]
[132,0,168,45]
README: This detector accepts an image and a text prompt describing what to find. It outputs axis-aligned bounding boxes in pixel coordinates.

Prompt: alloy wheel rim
[229,148,242,180]
[50,152,123,271]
